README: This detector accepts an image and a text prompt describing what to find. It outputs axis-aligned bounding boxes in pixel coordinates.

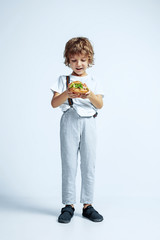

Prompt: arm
[51,87,103,109]
[51,90,82,108]
[51,91,68,108]
[88,91,103,109]
[81,90,103,109]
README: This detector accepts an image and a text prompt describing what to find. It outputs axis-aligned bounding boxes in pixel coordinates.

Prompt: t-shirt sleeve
[94,80,104,98]
[50,76,64,94]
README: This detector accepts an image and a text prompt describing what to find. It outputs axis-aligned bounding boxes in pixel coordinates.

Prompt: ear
[88,60,91,67]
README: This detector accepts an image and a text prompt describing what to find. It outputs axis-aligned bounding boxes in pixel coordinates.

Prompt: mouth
[76,68,83,71]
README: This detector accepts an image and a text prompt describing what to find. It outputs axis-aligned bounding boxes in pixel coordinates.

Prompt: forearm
[88,91,103,109]
[51,90,68,108]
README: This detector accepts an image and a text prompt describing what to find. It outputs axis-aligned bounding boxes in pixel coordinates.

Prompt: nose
[77,60,81,66]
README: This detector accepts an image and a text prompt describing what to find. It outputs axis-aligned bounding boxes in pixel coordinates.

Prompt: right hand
[67,89,81,98]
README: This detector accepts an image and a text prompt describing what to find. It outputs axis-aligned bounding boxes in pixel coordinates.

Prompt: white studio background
[0,0,160,204]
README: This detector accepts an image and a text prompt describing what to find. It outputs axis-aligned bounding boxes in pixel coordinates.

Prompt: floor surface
[0,195,160,240]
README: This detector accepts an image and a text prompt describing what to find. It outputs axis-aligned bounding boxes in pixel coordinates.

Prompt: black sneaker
[58,205,75,223]
[82,205,103,222]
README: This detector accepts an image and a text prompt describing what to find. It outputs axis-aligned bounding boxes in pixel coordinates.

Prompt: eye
[81,59,86,62]
[71,60,76,62]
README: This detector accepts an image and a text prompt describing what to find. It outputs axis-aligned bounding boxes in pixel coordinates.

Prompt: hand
[67,90,81,98]
[67,88,91,99]
[79,90,91,99]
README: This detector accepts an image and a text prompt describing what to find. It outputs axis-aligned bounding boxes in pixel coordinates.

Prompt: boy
[51,37,104,223]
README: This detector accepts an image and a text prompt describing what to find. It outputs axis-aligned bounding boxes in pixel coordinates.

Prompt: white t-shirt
[50,74,104,117]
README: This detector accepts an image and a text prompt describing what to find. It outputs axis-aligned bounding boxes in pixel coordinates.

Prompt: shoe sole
[58,219,71,223]
[82,215,104,222]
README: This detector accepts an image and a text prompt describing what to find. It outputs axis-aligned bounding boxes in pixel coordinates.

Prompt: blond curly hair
[64,37,94,67]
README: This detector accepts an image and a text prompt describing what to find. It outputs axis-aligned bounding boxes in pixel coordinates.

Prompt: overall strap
[66,76,73,106]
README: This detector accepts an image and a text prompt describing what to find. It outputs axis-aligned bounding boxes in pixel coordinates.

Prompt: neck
[71,71,87,77]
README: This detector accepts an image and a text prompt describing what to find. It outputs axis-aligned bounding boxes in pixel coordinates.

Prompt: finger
[82,92,89,97]
[85,91,90,96]
[69,94,80,98]
[80,95,87,99]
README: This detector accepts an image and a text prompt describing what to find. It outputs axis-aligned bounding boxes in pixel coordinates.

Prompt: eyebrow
[70,57,87,60]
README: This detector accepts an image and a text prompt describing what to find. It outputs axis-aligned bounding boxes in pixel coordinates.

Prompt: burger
[68,81,89,95]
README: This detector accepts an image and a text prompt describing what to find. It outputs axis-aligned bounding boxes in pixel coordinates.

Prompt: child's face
[69,54,89,76]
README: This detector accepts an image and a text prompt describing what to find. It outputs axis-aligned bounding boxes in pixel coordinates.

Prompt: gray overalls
[60,107,97,204]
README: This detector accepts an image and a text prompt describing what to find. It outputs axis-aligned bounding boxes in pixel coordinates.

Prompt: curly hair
[64,37,94,67]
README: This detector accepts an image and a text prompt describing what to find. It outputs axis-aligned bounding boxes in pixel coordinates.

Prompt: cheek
[69,62,74,68]
[83,63,88,68]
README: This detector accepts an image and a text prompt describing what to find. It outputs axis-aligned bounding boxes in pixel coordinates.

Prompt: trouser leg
[60,109,80,205]
[79,117,97,204]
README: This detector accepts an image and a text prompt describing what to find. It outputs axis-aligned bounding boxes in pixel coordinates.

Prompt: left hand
[79,90,91,99]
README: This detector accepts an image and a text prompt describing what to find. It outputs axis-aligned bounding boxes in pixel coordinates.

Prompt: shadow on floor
[0,195,58,217]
